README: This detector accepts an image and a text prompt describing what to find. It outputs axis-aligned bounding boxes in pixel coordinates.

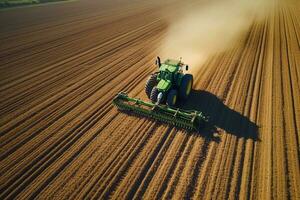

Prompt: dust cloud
[160,0,272,74]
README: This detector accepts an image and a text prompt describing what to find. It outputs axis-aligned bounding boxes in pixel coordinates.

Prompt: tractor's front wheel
[179,74,193,100]
[145,73,158,98]
[167,89,178,107]
[150,86,159,103]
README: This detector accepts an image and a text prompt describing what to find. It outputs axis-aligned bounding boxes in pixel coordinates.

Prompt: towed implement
[113,57,208,131]
[113,92,207,130]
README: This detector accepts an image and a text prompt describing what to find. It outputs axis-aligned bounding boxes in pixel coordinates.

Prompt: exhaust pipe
[156,56,161,68]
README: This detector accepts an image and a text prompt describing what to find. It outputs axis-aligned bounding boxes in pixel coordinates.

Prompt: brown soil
[0,0,299,199]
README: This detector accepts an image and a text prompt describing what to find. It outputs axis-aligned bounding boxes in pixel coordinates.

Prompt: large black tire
[166,89,178,107]
[145,74,158,98]
[150,86,159,103]
[179,74,193,100]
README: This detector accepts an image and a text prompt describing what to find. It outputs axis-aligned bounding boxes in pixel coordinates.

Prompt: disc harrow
[113,92,207,131]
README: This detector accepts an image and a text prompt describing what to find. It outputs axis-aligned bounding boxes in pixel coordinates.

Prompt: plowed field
[0,0,299,199]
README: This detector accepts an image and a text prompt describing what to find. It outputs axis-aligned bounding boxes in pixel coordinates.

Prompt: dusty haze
[160,0,273,74]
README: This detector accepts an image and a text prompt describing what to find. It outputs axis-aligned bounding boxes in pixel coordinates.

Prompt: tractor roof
[159,59,181,73]
[160,63,178,73]
[164,59,181,66]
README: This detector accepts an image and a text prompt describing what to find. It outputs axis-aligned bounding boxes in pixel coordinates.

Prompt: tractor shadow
[178,90,259,141]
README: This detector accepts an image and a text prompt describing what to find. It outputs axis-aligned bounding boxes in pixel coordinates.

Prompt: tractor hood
[157,79,171,91]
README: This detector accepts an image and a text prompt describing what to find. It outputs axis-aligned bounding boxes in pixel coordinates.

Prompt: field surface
[0,0,299,199]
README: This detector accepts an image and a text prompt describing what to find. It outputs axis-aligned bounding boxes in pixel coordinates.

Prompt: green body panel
[157,79,171,91]
[113,92,207,130]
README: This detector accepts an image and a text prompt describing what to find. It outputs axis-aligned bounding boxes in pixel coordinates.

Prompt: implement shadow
[179,90,259,141]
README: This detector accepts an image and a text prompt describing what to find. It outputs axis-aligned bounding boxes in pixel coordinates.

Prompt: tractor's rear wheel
[145,73,158,98]
[167,89,178,107]
[150,86,159,103]
[179,74,193,100]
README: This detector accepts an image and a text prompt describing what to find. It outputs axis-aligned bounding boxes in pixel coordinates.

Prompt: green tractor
[145,57,193,107]
[113,57,207,131]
